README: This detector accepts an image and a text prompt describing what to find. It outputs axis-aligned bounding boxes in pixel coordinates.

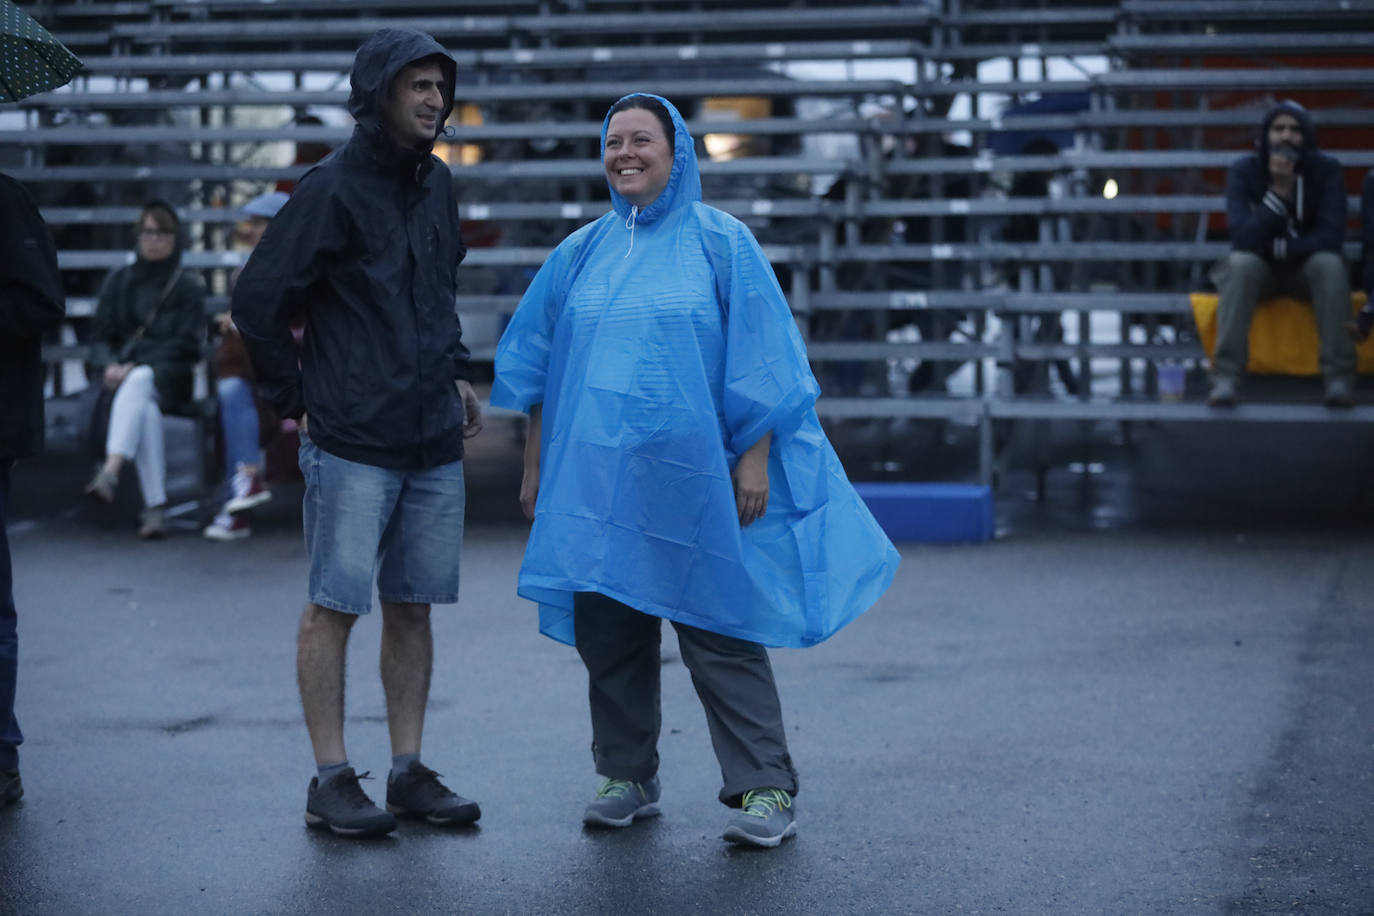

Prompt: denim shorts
[298,434,465,615]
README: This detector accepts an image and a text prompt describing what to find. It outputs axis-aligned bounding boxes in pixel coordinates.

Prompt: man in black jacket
[233,28,483,838]
[1208,101,1353,408]
[0,172,66,807]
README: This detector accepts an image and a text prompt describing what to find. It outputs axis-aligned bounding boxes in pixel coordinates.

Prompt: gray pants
[573,592,799,806]
[1209,250,1354,382]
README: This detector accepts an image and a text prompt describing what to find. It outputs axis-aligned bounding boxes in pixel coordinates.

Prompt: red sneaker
[225,464,271,514]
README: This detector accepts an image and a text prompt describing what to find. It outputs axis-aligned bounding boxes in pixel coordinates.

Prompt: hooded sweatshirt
[1224,100,1346,265]
[492,93,898,649]
[232,28,472,469]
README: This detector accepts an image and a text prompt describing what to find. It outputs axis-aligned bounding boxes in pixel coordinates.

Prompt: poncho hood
[602,92,701,224]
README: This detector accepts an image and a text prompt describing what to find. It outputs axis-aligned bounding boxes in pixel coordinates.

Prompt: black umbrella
[0,0,82,103]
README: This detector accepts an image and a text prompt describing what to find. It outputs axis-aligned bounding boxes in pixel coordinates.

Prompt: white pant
[105,365,166,508]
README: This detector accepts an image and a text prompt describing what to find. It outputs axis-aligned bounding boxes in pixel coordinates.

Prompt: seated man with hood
[1207,101,1353,408]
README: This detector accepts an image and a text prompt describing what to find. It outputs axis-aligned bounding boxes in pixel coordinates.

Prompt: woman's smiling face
[604,108,673,209]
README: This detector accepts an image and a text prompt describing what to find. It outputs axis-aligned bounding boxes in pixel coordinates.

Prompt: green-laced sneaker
[723,787,796,848]
[582,775,661,828]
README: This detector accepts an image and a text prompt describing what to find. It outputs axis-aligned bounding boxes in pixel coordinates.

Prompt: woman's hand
[520,465,539,521]
[732,433,771,527]
[103,362,131,390]
[521,404,543,521]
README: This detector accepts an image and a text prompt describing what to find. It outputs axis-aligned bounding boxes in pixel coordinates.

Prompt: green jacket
[89,257,205,412]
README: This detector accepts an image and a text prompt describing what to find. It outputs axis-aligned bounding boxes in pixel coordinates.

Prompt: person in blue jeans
[0,171,67,806]
[204,191,289,541]
[232,29,484,838]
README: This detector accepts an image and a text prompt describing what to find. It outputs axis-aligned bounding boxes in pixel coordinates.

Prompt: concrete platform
[4,394,1374,913]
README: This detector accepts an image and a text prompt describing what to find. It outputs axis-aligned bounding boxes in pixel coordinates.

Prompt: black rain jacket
[232,28,472,469]
[1,174,66,461]
[1224,101,1346,266]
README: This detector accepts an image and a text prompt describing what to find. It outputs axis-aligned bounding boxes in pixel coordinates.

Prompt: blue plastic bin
[853,482,995,544]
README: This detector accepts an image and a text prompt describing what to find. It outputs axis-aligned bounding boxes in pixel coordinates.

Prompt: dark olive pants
[1210,250,1354,382]
[573,592,798,806]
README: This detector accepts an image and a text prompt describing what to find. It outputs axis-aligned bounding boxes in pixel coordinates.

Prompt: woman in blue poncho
[492,94,899,848]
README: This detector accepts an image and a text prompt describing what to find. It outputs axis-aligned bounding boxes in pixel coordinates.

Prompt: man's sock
[317,760,350,783]
[390,752,421,782]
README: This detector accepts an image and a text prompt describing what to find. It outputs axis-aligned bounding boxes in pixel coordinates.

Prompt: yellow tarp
[1191,291,1372,376]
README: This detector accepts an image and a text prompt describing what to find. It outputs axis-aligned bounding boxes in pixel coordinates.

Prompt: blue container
[853,482,995,544]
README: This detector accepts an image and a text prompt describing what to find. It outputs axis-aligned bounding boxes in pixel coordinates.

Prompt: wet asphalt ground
[2,412,1372,915]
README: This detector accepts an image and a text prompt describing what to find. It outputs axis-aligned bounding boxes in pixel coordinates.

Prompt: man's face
[382,60,445,149]
[1267,113,1303,156]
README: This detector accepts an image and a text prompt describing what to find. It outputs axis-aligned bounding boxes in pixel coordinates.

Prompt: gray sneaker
[138,505,167,540]
[83,468,117,504]
[1323,377,1355,408]
[1,768,21,808]
[583,775,661,828]
[305,768,397,838]
[386,761,481,826]
[723,787,796,848]
[1206,375,1239,408]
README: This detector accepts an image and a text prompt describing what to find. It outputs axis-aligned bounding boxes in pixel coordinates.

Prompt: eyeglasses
[138,228,175,238]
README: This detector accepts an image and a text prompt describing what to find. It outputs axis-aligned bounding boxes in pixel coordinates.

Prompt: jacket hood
[1257,100,1317,162]
[347,28,456,151]
[602,93,700,223]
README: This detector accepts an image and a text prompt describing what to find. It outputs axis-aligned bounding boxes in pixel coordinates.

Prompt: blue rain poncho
[492,93,898,648]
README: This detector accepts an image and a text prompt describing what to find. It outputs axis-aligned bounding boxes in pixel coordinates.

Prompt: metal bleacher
[11,0,1374,491]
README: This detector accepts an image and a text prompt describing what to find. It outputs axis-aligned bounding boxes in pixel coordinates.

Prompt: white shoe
[203,512,250,541]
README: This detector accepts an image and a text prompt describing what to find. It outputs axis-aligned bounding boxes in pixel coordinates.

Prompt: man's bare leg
[380,601,432,757]
[297,601,356,765]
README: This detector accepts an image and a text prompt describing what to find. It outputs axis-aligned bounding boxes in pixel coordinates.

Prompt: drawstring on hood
[601,93,701,257]
[623,206,638,258]
[1255,101,1317,261]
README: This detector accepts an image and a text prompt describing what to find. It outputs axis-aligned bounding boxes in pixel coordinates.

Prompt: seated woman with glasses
[83,200,206,538]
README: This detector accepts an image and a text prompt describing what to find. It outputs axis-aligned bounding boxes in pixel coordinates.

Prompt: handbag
[78,383,116,461]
